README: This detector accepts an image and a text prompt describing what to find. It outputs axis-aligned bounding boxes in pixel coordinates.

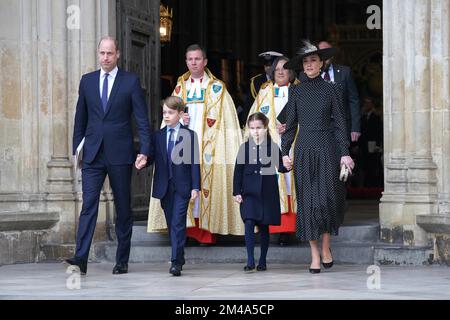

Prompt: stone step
[332,223,380,243]
[0,211,59,232]
[0,211,60,265]
[93,221,433,266]
[130,222,380,244]
[97,219,382,265]
[93,241,434,266]
[93,241,376,265]
[373,245,434,266]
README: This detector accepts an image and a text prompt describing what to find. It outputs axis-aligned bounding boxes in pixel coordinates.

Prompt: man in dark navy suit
[65,36,151,275]
[149,96,200,276]
[318,41,361,143]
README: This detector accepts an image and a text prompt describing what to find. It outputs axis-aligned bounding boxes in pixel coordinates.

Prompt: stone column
[39,0,78,247]
[46,0,73,194]
[415,0,450,264]
[431,0,450,215]
[406,0,438,245]
[21,0,39,197]
[381,0,444,248]
[380,0,409,244]
[44,0,117,248]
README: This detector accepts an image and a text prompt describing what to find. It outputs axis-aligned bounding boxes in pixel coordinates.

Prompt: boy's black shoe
[112,263,128,274]
[169,264,182,276]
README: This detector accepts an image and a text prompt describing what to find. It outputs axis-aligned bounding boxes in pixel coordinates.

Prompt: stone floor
[0,262,449,300]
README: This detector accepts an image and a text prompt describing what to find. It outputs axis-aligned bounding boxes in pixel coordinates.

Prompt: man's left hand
[191,190,199,201]
[351,132,361,142]
[135,154,148,170]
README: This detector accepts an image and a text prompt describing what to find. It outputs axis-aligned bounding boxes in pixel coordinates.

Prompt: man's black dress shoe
[112,263,128,275]
[169,265,182,276]
[64,257,87,275]
[256,265,267,271]
[243,265,255,272]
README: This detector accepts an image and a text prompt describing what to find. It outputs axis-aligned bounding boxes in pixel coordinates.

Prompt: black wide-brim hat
[284,40,336,70]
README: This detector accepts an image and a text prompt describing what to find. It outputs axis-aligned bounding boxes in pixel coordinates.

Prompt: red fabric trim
[186,218,217,244]
[269,195,296,234]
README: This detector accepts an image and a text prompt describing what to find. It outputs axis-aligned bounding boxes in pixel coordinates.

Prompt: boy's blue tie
[101,73,109,111]
[167,128,175,179]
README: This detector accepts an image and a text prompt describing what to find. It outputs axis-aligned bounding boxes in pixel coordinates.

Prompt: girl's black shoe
[256,265,267,271]
[244,265,255,272]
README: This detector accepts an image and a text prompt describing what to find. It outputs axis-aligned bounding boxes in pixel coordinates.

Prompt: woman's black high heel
[309,268,321,274]
[321,249,334,269]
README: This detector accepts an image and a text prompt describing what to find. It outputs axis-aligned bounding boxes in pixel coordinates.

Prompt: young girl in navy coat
[233,112,287,271]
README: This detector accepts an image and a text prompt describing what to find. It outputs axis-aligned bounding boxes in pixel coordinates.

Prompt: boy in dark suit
[149,96,200,276]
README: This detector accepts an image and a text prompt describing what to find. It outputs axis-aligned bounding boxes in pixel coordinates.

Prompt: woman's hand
[340,156,355,175]
[277,123,286,135]
[234,195,243,204]
[282,155,292,171]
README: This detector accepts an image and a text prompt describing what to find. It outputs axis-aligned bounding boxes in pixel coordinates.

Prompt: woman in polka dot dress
[281,41,355,274]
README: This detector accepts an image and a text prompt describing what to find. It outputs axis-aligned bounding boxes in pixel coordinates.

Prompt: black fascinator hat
[284,40,336,70]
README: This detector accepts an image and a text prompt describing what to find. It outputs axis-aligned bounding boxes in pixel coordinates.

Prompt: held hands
[351,132,361,142]
[277,123,286,135]
[191,189,199,201]
[234,195,243,204]
[282,155,293,171]
[135,154,148,170]
[340,156,355,175]
[182,113,190,126]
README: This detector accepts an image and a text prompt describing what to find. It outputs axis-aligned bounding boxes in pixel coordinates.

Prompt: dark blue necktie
[167,128,175,179]
[101,73,109,111]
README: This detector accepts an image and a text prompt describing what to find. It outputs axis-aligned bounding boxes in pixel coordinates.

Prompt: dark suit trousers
[76,144,133,264]
[160,180,189,266]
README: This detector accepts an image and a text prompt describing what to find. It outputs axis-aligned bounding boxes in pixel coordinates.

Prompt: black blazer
[233,137,287,224]
[149,126,201,200]
[332,64,361,134]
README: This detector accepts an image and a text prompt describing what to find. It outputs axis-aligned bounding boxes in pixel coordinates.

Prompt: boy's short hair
[186,44,207,59]
[163,96,185,112]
